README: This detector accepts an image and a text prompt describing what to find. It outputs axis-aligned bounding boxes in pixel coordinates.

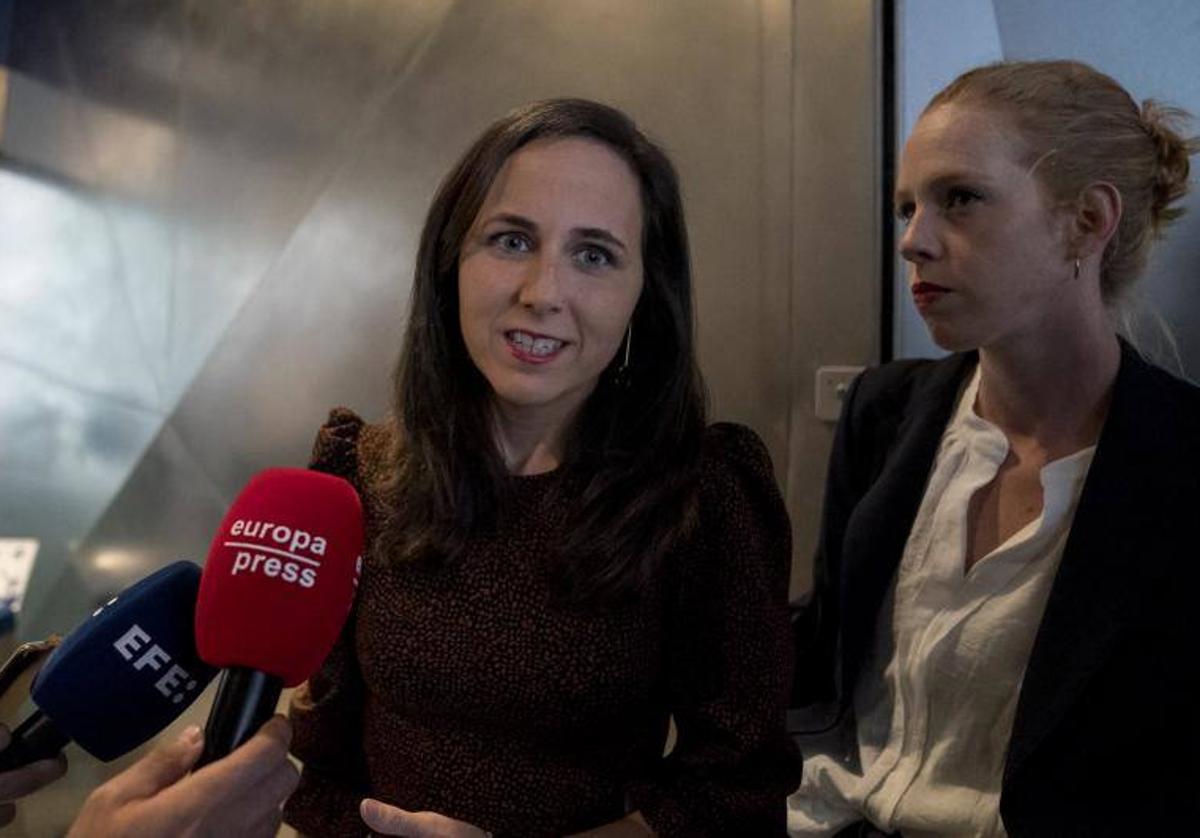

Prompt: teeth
[510,331,563,357]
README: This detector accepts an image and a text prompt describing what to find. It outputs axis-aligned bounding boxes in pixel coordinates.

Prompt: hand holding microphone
[0,561,217,829]
[67,715,298,838]
[70,465,362,835]
[0,562,218,772]
[0,724,66,827]
[194,467,362,765]
[0,466,360,831]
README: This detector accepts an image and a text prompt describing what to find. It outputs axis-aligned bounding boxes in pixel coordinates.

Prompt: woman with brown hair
[283,98,800,837]
[789,60,1200,836]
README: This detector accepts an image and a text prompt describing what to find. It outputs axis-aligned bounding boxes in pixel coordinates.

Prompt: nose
[898,206,939,265]
[517,254,565,314]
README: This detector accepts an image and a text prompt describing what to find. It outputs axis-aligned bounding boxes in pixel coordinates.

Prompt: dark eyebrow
[480,214,628,253]
[574,227,628,253]
[483,212,538,233]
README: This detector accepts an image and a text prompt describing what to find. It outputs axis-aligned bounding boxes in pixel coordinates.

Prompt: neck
[491,400,577,475]
[975,308,1120,456]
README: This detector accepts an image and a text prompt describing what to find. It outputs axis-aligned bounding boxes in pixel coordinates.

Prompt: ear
[1069,181,1122,259]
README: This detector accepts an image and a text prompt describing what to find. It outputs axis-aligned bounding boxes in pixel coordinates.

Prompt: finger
[134,748,294,838]
[361,798,422,835]
[226,759,299,819]
[0,754,68,802]
[0,802,14,827]
[188,716,292,796]
[240,806,284,838]
[101,725,203,803]
[193,763,294,835]
[263,758,300,804]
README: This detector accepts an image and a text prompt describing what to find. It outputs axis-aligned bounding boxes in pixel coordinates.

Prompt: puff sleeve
[626,423,802,836]
[282,409,371,837]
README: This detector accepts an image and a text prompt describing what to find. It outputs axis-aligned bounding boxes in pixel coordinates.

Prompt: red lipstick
[911,281,951,309]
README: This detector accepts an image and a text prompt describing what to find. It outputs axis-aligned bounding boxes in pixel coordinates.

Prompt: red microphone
[194,467,362,767]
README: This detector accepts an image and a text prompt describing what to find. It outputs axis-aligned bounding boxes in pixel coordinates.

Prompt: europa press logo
[223,519,327,588]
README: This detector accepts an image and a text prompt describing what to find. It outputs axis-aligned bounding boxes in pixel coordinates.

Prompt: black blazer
[792,342,1200,835]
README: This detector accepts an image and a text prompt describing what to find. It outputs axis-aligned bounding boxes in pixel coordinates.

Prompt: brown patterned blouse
[283,409,800,837]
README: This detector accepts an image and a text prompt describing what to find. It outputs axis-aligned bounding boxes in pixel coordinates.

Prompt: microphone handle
[0,710,70,771]
[196,667,282,769]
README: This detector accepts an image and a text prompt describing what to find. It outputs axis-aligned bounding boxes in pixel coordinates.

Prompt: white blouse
[789,368,1096,838]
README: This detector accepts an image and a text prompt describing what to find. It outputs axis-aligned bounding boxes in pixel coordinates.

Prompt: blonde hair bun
[1139,99,1198,231]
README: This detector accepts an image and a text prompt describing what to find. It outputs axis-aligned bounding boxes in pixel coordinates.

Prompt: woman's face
[457,137,644,421]
[894,103,1078,352]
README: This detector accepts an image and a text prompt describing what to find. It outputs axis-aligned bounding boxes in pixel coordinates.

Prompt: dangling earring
[1073,258,1081,280]
[612,323,633,390]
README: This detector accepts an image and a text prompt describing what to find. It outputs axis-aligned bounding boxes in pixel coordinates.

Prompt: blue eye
[895,202,915,225]
[491,231,532,253]
[574,245,615,270]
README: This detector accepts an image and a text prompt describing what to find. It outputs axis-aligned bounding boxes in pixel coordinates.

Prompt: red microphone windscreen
[195,468,363,686]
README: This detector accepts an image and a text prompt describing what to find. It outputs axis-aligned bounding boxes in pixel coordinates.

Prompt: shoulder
[849,354,971,422]
[828,354,973,461]
[1119,345,1200,416]
[696,423,790,550]
[700,422,775,481]
[699,422,782,504]
[308,408,396,488]
[1107,346,1200,472]
[662,423,791,603]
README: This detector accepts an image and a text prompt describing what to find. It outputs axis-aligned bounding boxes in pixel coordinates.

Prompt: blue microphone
[0,561,219,768]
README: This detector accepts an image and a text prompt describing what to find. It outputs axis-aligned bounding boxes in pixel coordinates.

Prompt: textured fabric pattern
[283,409,800,837]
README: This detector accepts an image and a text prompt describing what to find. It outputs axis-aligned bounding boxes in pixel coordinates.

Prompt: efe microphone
[194,467,362,767]
[0,561,217,770]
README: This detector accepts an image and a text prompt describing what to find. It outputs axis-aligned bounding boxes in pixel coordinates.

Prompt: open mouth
[506,330,566,359]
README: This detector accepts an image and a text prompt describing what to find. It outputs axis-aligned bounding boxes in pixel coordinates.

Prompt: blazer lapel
[1004,346,1182,781]
[838,353,975,700]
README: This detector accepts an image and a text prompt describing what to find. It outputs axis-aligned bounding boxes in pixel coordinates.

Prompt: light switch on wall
[814,366,865,422]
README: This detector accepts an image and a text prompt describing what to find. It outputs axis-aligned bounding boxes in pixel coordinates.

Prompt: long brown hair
[383,98,706,605]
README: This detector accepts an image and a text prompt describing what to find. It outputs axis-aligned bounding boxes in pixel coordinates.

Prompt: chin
[923,321,982,354]
[490,384,558,408]
[489,379,592,414]
[929,334,978,353]
[921,303,1011,353]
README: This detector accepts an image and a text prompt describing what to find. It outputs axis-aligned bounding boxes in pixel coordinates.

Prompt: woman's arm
[358,803,655,837]
[283,630,369,836]
[568,810,654,837]
[623,423,802,837]
[282,409,372,837]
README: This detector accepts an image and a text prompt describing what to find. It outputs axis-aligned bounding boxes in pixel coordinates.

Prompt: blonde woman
[790,60,1199,836]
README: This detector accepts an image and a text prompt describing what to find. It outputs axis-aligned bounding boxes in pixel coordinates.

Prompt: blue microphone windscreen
[31,561,219,761]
